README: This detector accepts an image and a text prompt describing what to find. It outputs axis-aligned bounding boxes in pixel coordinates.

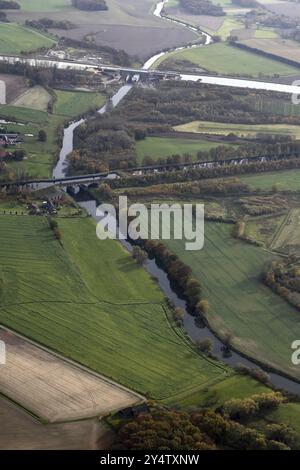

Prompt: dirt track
[0,329,142,423]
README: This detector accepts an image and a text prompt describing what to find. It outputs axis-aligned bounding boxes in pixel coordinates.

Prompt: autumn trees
[119,395,298,450]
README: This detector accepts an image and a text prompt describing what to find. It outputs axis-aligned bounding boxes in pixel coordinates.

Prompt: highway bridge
[0,54,181,80]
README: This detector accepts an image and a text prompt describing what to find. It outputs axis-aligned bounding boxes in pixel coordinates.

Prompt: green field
[17,0,72,12]
[0,109,64,178]
[216,18,243,41]
[0,23,56,54]
[166,374,269,409]
[265,403,300,434]
[0,89,106,179]
[54,90,106,117]
[136,136,231,162]
[156,43,300,76]
[0,105,48,124]
[241,170,300,191]
[174,120,300,138]
[162,220,300,381]
[0,215,229,400]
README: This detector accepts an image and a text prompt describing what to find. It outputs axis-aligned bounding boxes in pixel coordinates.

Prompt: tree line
[179,0,225,16]
[25,18,75,32]
[72,81,300,174]
[71,0,108,11]
[119,393,299,450]
[0,0,19,9]
[263,258,300,311]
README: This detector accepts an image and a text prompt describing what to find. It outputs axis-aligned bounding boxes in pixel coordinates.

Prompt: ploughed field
[0,215,228,410]
[0,329,141,422]
[6,0,196,59]
[0,396,111,450]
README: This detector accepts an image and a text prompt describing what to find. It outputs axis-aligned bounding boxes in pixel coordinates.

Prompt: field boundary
[0,323,145,419]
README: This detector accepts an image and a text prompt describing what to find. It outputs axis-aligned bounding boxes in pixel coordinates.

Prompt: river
[51,1,300,394]
[75,198,300,395]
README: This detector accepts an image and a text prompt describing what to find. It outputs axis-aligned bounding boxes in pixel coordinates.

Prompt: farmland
[0,329,141,422]
[6,0,196,59]
[239,38,300,66]
[156,43,300,76]
[166,374,269,409]
[174,120,300,138]
[0,397,111,450]
[0,215,229,402]
[0,88,107,178]
[16,0,72,12]
[0,23,56,54]
[54,90,106,117]
[0,109,62,178]
[0,74,28,104]
[163,219,300,381]
[270,209,300,253]
[12,86,52,112]
[241,170,300,191]
[135,136,233,163]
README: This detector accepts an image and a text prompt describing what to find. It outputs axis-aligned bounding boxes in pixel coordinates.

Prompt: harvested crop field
[0,328,141,422]
[264,1,300,18]
[239,38,300,65]
[7,0,196,58]
[0,397,112,450]
[165,5,224,33]
[174,120,300,138]
[12,86,51,111]
[0,74,28,104]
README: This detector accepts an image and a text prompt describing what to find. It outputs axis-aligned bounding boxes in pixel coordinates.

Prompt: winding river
[52,1,300,394]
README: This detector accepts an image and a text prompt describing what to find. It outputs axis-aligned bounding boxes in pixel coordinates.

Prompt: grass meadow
[135,136,232,162]
[54,90,106,117]
[174,121,300,139]
[162,220,300,381]
[241,170,300,191]
[0,215,229,400]
[156,43,300,76]
[0,23,56,54]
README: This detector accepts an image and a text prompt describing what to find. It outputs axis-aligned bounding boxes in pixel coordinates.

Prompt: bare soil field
[239,38,300,64]
[0,397,114,450]
[12,86,51,111]
[0,329,142,423]
[264,1,300,18]
[0,73,28,104]
[7,0,196,58]
[166,6,224,32]
[89,24,194,58]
